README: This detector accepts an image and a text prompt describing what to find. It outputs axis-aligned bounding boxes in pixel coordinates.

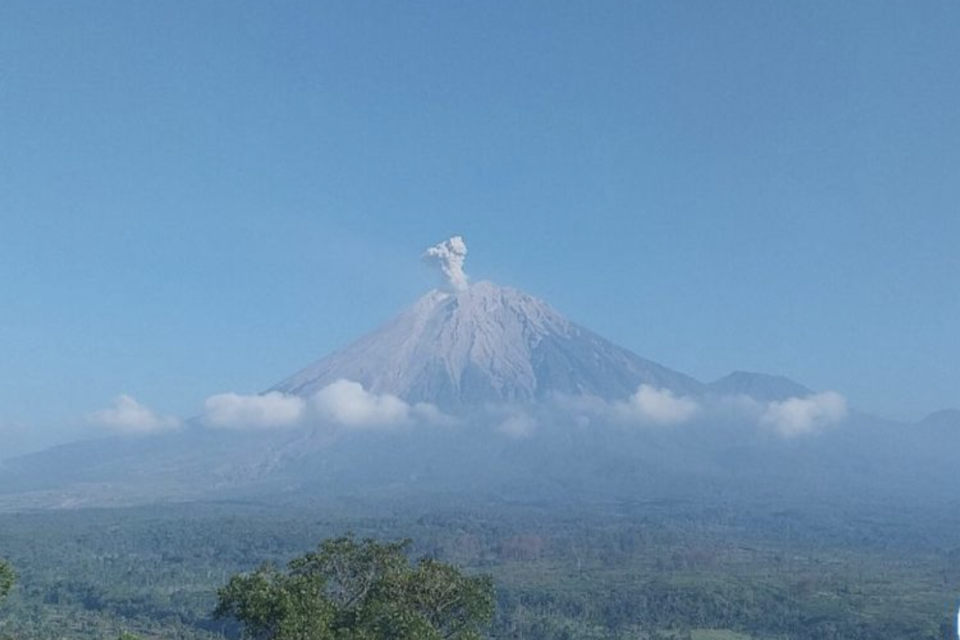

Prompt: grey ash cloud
[422,235,469,292]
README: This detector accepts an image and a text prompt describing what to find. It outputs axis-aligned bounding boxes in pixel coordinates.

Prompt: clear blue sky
[1,1,958,447]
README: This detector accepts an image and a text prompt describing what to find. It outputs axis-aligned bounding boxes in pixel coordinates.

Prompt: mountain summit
[272,280,702,410]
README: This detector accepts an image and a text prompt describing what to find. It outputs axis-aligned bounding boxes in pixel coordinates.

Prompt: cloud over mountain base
[201,380,450,432]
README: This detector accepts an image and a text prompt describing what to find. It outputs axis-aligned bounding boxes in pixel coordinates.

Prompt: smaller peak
[708,371,812,402]
[917,408,960,428]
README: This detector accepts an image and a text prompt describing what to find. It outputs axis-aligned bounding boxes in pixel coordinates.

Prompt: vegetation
[0,499,956,639]
[216,534,494,640]
[0,559,14,604]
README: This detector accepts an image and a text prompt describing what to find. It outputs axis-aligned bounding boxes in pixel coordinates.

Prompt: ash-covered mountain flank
[272,280,702,410]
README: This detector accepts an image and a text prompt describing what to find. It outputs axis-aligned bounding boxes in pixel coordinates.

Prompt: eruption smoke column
[423,236,469,292]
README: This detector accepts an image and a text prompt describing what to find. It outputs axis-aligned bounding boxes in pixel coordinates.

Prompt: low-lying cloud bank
[552,385,848,437]
[204,391,305,430]
[202,380,450,431]
[92,382,848,440]
[89,395,181,434]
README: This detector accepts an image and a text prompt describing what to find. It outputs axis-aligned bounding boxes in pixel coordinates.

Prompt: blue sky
[1,2,958,448]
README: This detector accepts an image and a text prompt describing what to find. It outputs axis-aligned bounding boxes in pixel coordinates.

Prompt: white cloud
[497,413,538,439]
[548,387,700,427]
[203,391,305,430]
[202,380,447,431]
[89,395,181,434]
[311,379,415,429]
[615,385,700,425]
[760,391,848,437]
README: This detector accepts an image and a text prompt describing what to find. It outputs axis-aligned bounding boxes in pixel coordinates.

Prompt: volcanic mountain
[5,237,955,512]
[271,280,703,410]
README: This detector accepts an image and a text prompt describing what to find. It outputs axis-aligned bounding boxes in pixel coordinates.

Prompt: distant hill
[706,371,812,402]
[917,408,960,429]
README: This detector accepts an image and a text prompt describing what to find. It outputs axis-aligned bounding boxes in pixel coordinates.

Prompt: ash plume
[423,236,469,292]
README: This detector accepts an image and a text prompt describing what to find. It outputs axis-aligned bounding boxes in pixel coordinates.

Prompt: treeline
[0,501,956,639]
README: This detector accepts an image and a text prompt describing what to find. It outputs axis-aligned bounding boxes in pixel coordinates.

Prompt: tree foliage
[215,534,495,640]
[0,559,15,603]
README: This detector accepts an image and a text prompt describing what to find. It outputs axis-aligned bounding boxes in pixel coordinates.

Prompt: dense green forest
[0,498,957,639]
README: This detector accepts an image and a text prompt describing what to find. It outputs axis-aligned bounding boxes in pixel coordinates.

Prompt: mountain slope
[272,281,703,409]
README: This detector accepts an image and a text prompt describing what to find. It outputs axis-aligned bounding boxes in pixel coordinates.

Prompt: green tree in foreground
[215,535,495,640]
[0,559,14,604]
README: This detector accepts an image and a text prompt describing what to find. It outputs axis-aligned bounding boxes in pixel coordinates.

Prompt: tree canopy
[0,559,14,604]
[215,534,495,640]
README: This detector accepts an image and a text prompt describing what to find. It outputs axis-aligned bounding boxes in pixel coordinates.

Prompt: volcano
[272,281,702,411]
[7,237,955,513]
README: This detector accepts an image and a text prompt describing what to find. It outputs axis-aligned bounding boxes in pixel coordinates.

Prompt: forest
[0,496,957,639]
